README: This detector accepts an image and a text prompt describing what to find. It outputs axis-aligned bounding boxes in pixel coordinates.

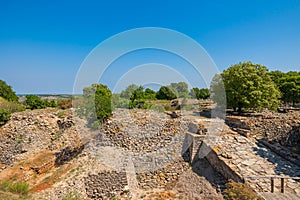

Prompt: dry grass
[224,180,263,200]
[0,97,25,113]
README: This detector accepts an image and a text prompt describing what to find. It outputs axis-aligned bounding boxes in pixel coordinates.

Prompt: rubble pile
[0,108,81,168]
[226,111,300,146]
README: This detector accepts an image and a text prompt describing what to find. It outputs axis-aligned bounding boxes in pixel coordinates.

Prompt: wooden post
[271,177,274,193]
[281,178,285,193]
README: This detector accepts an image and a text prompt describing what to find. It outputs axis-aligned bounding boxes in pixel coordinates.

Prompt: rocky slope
[0,108,224,200]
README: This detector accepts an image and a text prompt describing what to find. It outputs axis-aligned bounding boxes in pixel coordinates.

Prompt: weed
[57,111,65,118]
[223,180,263,200]
[0,180,29,195]
[61,191,81,200]
[8,181,29,195]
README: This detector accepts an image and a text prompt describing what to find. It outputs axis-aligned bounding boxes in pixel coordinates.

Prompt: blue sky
[0,0,299,94]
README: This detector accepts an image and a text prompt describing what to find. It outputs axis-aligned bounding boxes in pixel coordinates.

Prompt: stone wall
[203,142,243,182]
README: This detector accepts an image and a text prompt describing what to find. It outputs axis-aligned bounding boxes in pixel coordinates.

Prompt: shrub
[57,99,72,109]
[25,95,46,110]
[45,99,57,108]
[0,109,11,125]
[0,80,18,102]
[223,180,263,200]
[156,86,177,100]
[112,94,130,109]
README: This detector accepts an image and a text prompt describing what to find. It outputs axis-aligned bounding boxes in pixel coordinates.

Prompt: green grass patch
[0,180,30,197]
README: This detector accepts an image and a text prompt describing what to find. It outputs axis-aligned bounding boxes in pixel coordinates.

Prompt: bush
[44,99,58,108]
[112,94,130,109]
[25,95,46,110]
[0,109,11,125]
[0,80,18,102]
[223,180,263,200]
[156,86,177,100]
[57,99,72,109]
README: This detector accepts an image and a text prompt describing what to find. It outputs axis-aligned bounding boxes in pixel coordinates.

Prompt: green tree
[94,84,112,122]
[278,73,300,106]
[130,86,145,103]
[269,70,285,86]
[144,88,156,100]
[0,80,18,102]
[156,86,177,100]
[215,62,280,112]
[210,74,226,108]
[190,88,210,99]
[170,82,189,98]
[80,84,112,124]
[25,95,46,110]
[120,84,139,99]
[269,71,300,106]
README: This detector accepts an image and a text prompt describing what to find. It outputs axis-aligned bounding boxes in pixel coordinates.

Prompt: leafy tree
[269,70,285,86]
[144,88,156,100]
[190,88,210,99]
[120,84,139,99]
[198,88,210,99]
[0,80,18,102]
[269,70,300,106]
[93,84,112,122]
[214,61,280,112]
[0,109,11,125]
[156,86,177,100]
[278,73,300,106]
[210,74,226,108]
[130,86,145,103]
[80,84,112,124]
[25,95,47,110]
[170,82,189,98]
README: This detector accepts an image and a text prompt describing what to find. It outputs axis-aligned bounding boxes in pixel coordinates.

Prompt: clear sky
[0,0,299,94]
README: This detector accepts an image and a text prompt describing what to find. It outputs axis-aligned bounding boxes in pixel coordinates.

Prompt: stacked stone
[84,171,128,199]
[137,160,190,189]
